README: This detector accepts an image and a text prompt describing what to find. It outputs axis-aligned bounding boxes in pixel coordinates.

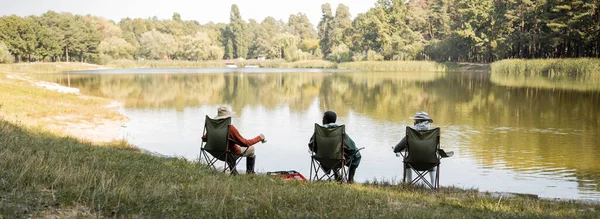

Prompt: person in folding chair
[201,106,266,174]
[308,111,362,183]
[393,111,451,189]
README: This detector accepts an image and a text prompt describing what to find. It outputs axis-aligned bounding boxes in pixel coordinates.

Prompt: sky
[0,0,377,26]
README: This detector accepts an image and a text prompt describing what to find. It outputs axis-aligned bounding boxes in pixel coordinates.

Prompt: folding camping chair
[199,115,245,175]
[401,127,448,190]
[309,124,357,183]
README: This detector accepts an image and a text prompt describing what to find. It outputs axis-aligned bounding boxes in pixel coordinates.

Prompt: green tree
[261,16,283,39]
[37,11,68,61]
[329,4,353,47]
[227,4,249,59]
[328,43,352,62]
[63,16,87,62]
[349,10,382,56]
[200,22,227,47]
[178,32,211,61]
[98,36,135,59]
[270,32,299,61]
[0,15,37,62]
[448,0,494,62]
[317,3,334,56]
[208,45,224,60]
[35,26,62,61]
[247,19,270,59]
[298,38,320,56]
[370,0,422,60]
[428,0,452,40]
[139,30,178,60]
[119,18,149,47]
[79,16,104,62]
[288,13,318,41]
[224,38,234,59]
[172,13,182,22]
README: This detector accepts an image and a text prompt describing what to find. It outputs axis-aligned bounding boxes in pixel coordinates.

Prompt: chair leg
[429,167,436,187]
[308,158,313,181]
[403,164,407,183]
[333,169,342,182]
[308,158,319,181]
[228,155,238,175]
[435,165,440,189]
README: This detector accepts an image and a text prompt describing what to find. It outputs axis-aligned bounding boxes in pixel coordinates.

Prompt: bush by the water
[337,61,446,72]
[491,59,600,76]
[0,42,14,64]
[106,59,338,69]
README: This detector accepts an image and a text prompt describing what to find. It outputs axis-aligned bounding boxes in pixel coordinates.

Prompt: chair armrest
[396,151,407,159]
[437,149,454,158]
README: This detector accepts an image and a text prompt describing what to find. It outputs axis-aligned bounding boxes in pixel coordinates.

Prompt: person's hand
[259,134,266,143]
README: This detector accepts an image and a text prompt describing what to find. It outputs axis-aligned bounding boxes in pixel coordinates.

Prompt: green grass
[279,59,338,69]
[107,59,339,69]
[106,60,451,71]
[491,58,600,76]
[0,62,103,74]
[0,60,454,73]
[337,61,446,72]
[1,120,599,218]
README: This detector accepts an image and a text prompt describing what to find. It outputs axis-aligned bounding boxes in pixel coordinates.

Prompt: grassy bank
[338,61,446,72]
[107,59,338,69]
[1,121,598,218]
[1,60,464,73]
[0,62,103,74]
[491,58,600,76]
[107,60,451,72]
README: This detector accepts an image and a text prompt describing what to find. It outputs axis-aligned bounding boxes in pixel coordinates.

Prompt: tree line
[0,0,598,64]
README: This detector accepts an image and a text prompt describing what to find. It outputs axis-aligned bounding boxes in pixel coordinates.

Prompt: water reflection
[491,73,600,91]
[37,70,600,199]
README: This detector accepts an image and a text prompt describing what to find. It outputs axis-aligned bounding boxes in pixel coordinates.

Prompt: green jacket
[308,123,362,166]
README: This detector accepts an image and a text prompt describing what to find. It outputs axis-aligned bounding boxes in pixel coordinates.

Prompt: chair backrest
[312,123,345,169]
[406,127,440,171]
[203,116,231,158]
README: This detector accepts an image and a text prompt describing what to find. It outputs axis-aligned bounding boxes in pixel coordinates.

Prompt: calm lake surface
[38,68,600,200]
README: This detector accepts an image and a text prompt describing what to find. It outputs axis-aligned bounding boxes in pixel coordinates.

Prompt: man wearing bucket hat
[393,111,436,183]
[208,106,266,174]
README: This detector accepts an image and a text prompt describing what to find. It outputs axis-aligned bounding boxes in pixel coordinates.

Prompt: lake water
[38,68,600,200]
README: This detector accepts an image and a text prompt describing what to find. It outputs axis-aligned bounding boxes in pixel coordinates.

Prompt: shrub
[0,42,15,64]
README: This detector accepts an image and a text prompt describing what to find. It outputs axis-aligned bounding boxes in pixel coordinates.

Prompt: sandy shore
[5,73,127,143]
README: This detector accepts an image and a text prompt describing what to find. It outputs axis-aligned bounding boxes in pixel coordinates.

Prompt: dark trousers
[332,157,360,183]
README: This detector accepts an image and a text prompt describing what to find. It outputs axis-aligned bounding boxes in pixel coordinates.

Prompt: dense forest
[0,0,598,64]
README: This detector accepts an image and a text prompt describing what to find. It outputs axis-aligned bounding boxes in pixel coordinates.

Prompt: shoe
[246,156,256,174]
